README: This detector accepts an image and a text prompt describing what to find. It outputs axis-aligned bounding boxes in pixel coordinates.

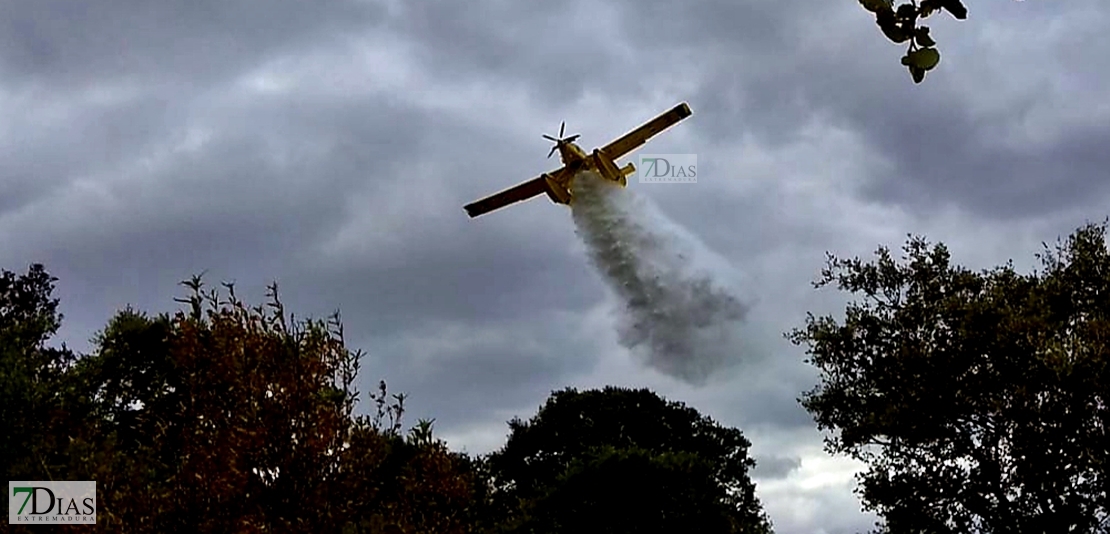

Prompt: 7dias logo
[637,154,697,183]
[9,481,96,525]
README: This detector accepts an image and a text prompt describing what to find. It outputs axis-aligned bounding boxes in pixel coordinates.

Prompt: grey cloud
[851,92,1110,219]
[735,378,815,430]
[0,0,385,89]
[6,93,431,256]
[359,315,604,431]
[6,91,434,350]
[617,0,851,146]
[603,0,1110,218]
[624,0,808,52]
[0,90,179,215]
[753,455,802,480]
[291,233,600,338]
[390,0,637,107]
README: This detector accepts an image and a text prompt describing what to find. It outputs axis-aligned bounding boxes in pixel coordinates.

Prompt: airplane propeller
[543,121,580,158]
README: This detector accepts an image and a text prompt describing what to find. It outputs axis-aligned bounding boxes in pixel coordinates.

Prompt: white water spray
[570,171,751,385]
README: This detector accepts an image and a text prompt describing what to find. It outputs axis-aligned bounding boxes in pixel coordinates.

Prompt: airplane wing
[464,169,561,218]
[600,102,692,160]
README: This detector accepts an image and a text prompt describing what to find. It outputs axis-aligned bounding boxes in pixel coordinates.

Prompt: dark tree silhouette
[790,221,1110,532]
[486,386,772,533]
[2,270,484,533]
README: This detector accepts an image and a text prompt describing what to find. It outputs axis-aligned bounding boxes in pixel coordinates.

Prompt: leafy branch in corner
[859,0,967,83]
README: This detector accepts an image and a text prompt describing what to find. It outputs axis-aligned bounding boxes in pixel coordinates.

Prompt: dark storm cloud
[356,314,605,429]
[609,0,1110,219]
[298,235,599,338]
[27,95,602,354]
[609,0,849,146]
[0,0,385,89]
[5,92,433,350]
[0,89,178,215]
[4,90,430,261]
[853,95,1110,219]
[735,374,816,429]
[389,0,638,107]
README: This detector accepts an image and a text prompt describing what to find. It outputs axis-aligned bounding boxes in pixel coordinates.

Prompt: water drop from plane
[570,171,750,385]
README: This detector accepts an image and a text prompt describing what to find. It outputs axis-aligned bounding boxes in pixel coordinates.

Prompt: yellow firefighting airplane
[463,102,693,218]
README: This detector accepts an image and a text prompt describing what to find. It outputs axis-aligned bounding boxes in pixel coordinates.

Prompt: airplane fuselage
[557,142,588,165]
[540,141,634,205]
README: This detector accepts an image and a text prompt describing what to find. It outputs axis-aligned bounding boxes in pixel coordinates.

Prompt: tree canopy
[789,222,1110,532]
[2,269,484,533]
[486,386,772,533]
[2,267,769,533]
[1,264,80,487]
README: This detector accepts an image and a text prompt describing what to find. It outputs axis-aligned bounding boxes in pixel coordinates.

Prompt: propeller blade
[565,134,580,143]
[543,134,558,142]
[548,145,557,158]
[559,121,565,138]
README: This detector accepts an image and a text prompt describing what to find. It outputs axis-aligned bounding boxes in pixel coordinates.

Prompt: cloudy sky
[2,0,1108,532]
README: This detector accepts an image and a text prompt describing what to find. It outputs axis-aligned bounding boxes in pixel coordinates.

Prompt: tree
[485,386,772,533]
[333,382,489,534]
[519,446,752,533]
[789,221,1110,532]
[72,277,367,531]
[857,0,967,83]
[0,269,486,533]
[0,264,81,484]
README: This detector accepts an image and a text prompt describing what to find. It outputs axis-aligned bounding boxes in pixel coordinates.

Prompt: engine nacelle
[543,174,573,205]
[591,149,627,187]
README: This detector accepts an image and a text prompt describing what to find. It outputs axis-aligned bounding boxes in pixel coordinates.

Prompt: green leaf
[919,0,941,16]
[877,15,910,43]
[941,0,967,20]
[881,26,909,44]
[907,47,941,70]
[859,0,893,14]
[914,27,936,47]
[909,65,926,83]
[900,20,916,38]
[896,3,917,20]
